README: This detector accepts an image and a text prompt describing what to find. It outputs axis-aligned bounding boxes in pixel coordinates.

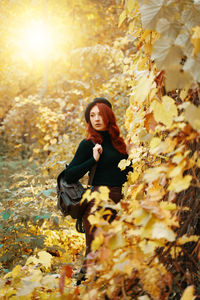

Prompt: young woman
[64,97,131,283]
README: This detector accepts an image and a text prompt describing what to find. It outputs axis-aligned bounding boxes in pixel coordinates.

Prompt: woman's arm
[64,140,96,183]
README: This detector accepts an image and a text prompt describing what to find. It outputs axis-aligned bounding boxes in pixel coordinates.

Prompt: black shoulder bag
[57,164,97,228]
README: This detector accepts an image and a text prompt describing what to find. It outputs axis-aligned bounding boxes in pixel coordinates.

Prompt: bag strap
[87,164,97,186]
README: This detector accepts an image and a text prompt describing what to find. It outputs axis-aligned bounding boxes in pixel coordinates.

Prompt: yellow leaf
[138,296,151,300]
[147,182,165,201]
[25,251,52,269]
[108,232,126,250]
[150,137,161,150]
[172,153,184,164]
[181,285,195,300]
[139,240,161,255]
[14,144,22,148]
[33,148,40,154]
[160,202,177,211]
[118,159,130,170]
[134,71,155,103]
[50,138,57,145]
[12,265,21,279]
[43,144,49,151]
[3,265,19,279]
[44,135,50,141]
[133,208,152,226]
[168,161,186,178]
[98,186,109,201]
[197,158,200,168]
[38,251,52,268]
[177,235,199,245]
[180,90,188,101]
[118,10,126,28]
[91,234,104,251]
[191,26,200,56]
[126,0,135,13]
[168,175,192,193]
[152,222,176,242]
[131,171,140,183]
[41,274,59,289]
[26,255,39,266]
[28,269,42,282]
[165,65,192,92]
[113,259,133,276]
[143,166,168,182]
[151,96,178,128]
[185,103,200,132]
[88,214,99,225]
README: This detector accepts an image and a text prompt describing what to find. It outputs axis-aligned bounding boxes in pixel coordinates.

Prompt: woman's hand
[93,144,103,161]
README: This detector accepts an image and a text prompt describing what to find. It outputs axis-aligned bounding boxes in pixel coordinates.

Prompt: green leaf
[34,213,51,222]
[3,212,10,220]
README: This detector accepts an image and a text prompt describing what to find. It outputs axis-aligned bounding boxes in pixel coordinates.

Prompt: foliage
[0,0,200,299]
[78,0,200,299]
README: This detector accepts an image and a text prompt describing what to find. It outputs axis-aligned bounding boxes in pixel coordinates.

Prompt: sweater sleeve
[64,139,96,183]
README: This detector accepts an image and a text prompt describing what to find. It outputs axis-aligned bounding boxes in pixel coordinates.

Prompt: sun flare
[19,21,54,58]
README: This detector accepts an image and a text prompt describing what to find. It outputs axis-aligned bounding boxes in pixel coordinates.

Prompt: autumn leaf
[183,54,200,82]
[26,251,52,269]
[118,159,131,170]
[138,296,151,300]
[134,71,155,103]
[191,26,200,56]
[177,235,199,245]
[144,112,157,132]
[126,0,136,13]
[185,103,200,132]
[168,175,192,193]
[181,285,195,300]
[149,137,161,151]
[91,234,104,251]
[152,222,176,242]
[139,0,164,29]
[108,231,126,250]
[151,95,178,128]
[113,259,133,276]
[130,171,140,183]
[59,265,73,295]
[118,10,126,27]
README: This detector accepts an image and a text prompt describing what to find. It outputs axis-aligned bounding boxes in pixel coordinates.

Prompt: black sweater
[64,131,131,187]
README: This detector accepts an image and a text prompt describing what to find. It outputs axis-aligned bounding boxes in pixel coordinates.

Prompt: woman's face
[89,105,107,131]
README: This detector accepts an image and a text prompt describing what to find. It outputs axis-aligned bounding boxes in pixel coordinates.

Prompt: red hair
[86,103,127,155]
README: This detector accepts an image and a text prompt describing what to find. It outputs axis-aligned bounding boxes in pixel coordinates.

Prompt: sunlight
[25,23,52,52]
[18,21,55,60]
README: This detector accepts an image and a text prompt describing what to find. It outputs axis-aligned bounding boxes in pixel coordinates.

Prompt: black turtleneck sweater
[64,131,131,187]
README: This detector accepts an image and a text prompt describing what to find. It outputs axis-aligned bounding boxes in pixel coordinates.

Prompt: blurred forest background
[0,0,199,299]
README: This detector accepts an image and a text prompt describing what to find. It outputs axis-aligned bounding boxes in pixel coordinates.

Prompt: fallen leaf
[59,265,73,295]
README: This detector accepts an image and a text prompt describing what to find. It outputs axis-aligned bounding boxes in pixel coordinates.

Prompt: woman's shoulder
[78,138,93,148]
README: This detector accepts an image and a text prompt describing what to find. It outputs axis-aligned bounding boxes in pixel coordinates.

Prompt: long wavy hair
[86,103,127,155]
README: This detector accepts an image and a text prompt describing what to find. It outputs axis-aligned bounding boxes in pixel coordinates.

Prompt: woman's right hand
[93,143,103,161]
